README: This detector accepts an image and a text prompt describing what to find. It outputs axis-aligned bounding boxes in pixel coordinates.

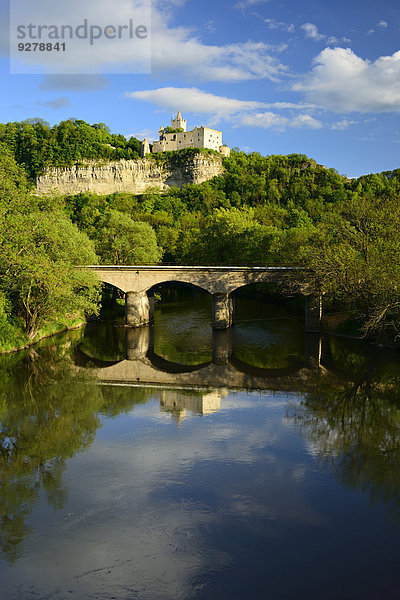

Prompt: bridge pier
[212,330,233,363]
[126,327,154,361]
[125,291,154,327]
[304,334,322,369]
[212,293,235,330]
[305,294,322,332]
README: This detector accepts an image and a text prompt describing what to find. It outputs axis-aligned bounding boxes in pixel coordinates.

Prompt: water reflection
[1,305,400,598]
[0,336,154,563]
[77,326,322,391]
[289,338,400,519]
[160,389,226,423]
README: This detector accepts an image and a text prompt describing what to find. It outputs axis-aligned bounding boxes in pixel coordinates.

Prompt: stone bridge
[85,265,321,331]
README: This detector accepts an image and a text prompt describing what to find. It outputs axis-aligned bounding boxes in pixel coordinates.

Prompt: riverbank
[0,316,87,355]
[1,292,396,356]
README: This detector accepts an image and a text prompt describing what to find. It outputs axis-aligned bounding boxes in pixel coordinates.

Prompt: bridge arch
[85,266,321,332]
[146,279,212,296]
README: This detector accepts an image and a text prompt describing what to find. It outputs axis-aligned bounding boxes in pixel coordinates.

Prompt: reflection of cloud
[2,389,327,598]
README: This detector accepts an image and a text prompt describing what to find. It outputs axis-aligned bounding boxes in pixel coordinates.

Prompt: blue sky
[1,0,400,177]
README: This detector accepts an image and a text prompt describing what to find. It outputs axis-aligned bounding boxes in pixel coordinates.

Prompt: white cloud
[264,18,279,30]
[368,20,388,35]
[11,0,288,83]
[265,18,295,33]
[331,119,358,130]
[239,111,322,130]
[235,0,271,9]
[290,114,323,129]
[11,0,152,74]
[148,1,288,83]
[239,111,290,130]
[301,23,325,41]
[126,87,268,117]
[294,47,400,113]
[151,15,288,82]
[126,87,315,115]
[126,87,322,132]
[205,20,216,33]
[301,23,350,46]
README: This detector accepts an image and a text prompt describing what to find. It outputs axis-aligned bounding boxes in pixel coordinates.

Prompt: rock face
[35,153,225,196]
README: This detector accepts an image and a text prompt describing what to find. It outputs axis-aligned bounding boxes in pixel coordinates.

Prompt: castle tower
[171,110,187,132]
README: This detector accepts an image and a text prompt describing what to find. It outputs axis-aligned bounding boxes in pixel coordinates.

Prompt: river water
[1,287,400,599]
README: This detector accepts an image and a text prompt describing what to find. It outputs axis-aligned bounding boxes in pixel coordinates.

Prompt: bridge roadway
[85,265,321,331]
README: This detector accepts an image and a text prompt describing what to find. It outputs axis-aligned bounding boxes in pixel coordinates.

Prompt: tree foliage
[94,210,162,265]
[61,149,400,341]
[0,145,101,345]
[0,119,141,180]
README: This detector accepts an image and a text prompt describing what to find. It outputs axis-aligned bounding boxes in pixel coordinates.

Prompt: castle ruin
[141,111,230,158]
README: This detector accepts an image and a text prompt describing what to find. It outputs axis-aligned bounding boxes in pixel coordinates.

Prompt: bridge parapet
[85,265,301,295]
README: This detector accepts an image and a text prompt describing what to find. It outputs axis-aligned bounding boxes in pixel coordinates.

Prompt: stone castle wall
[152,127,223,153]
[35,153,225,196]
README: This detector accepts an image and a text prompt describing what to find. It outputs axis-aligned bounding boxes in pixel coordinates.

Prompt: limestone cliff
[35,153,224,196]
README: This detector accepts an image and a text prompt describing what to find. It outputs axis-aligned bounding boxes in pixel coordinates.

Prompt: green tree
[303,196,400,339]
[179,207,280,265]
[94,210,162,265]
[0,209,101,338]
[0,147,101,343]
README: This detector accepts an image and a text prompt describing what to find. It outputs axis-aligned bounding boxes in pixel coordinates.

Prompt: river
[1,286,400,599]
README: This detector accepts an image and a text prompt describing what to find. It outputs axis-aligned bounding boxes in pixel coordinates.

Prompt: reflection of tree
[0,342,153,563]
[0,346,102,562]
[289,342,400,518]
[234,344,302,369]
[100,385,153,418]
[79,321,126,363]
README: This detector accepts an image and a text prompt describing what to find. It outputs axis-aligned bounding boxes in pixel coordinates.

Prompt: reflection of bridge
[159,389,226,423]
[85,266,321,331]
[77,327,324,393]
